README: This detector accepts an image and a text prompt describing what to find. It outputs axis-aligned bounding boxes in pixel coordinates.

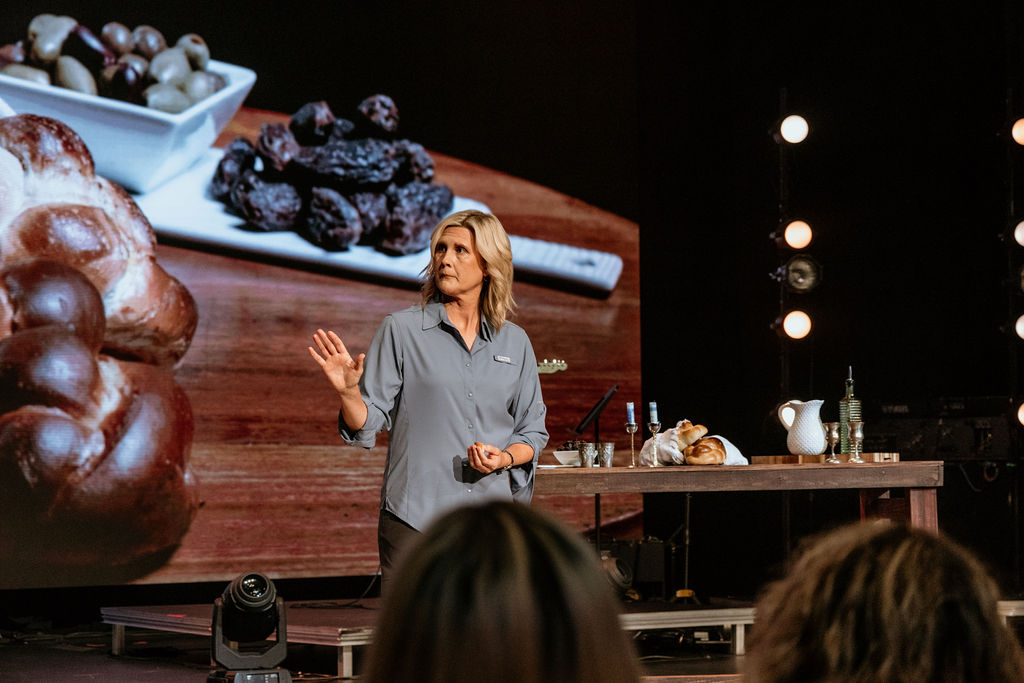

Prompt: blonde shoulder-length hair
[421,210,516,331]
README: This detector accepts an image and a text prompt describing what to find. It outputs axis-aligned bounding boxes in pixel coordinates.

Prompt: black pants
[377,508,420,598]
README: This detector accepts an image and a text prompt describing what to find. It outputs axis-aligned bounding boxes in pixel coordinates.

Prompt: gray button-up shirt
[339,300,548,531]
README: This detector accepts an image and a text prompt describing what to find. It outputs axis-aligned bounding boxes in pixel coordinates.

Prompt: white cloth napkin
[638,422,748,466]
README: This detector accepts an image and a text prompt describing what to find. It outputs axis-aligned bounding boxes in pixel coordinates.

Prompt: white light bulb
[1014,221,1024,247]
[1013,119,1024,146]
[784,220,813,249]
[783,310,812,339]
[1015,314,1024,340]
[780,115,809,144]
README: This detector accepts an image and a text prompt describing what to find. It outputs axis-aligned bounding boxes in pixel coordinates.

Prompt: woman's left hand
[467,442,509,474]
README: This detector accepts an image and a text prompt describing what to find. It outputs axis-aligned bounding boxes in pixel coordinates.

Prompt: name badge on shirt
[494,355,512,364]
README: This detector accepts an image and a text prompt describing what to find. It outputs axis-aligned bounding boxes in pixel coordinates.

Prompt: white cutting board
[134,148,622,293]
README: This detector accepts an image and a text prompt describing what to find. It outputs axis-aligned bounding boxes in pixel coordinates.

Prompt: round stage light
[212,571,290,676]
[784,255,822,293]
[222,572,279,643]
[1014,220,1024,247]
[1017,402,1024,427]
[1013,118,1024,146]
[782,310,812,339]
[784,220,813,249]
[779,115,809,144]
[1015,314,1024,340]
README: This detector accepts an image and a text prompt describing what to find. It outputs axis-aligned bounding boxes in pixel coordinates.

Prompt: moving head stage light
[208,572,291,683]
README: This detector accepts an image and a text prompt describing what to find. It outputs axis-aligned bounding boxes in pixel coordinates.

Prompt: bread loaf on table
[0,114,197,366]
[684,437,727,465]
[0,260,198,569]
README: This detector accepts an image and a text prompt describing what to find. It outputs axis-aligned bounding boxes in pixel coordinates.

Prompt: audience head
[363,500,642,683]
[744,520,1024,683]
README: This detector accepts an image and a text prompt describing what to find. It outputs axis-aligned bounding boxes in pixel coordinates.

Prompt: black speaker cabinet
[864,396,1021,592]
[864,396,1019,462]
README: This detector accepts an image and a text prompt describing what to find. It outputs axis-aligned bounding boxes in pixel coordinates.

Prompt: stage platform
[102,598,759,678]
[103,598,1024,679]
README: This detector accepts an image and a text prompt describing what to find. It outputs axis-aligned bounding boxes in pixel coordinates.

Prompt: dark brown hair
[363,501,642,683]
[744,520,1024,682]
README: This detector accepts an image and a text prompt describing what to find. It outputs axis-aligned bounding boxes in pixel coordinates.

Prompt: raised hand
[309,328,365,396]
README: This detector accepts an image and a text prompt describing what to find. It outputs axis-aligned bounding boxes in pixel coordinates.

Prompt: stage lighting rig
[208,572,291,683]
[771,89,820,399]
[1004,93,1024,448]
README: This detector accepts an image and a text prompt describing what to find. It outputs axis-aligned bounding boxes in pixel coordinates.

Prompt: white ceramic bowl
[0,59,255,193]
[553,450,581,466]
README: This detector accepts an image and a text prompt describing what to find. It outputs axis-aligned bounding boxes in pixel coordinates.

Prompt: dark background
[639,0,1024,599]
[6,1,1024,600]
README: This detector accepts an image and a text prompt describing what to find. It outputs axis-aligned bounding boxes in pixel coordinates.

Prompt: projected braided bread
[0,113,199,575]
[0,113,197,366]
[0,260,198,568]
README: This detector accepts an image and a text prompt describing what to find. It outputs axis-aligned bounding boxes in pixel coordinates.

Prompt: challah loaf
[0,260,198,570]
[684,436,727,465]
[0,113,197,365]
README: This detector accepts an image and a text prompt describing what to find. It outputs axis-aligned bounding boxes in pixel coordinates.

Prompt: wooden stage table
[535,461,944,531]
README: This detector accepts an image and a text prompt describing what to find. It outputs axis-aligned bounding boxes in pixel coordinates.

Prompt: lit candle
[649,401,658,424]
[626,402,635,424]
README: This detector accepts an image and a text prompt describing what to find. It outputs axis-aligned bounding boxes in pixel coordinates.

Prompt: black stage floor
[0,613,741,682]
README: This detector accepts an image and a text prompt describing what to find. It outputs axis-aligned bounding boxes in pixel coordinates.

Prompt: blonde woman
[310,211,548,593]
[745,520,1024,682]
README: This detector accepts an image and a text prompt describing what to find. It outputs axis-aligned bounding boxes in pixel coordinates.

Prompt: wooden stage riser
[105,600,1024,679]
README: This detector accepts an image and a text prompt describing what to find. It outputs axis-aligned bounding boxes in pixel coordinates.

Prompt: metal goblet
[823,422,841,464]
[847,421,865,463]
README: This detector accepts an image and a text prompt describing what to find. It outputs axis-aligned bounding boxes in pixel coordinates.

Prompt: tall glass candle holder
[648,420,662,467]
[625,422,638,467]
[648,401,661,467]
[625,401,637,467]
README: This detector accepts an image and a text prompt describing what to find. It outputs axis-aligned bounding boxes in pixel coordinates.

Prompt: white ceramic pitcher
[777,399,826,456]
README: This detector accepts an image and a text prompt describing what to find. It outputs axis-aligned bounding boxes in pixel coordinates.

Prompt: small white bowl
[0,59,255,193]
[553,450,582,466]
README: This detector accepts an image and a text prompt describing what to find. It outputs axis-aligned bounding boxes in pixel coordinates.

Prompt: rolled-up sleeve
[338,316,404,448]
[507,334,548,500]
